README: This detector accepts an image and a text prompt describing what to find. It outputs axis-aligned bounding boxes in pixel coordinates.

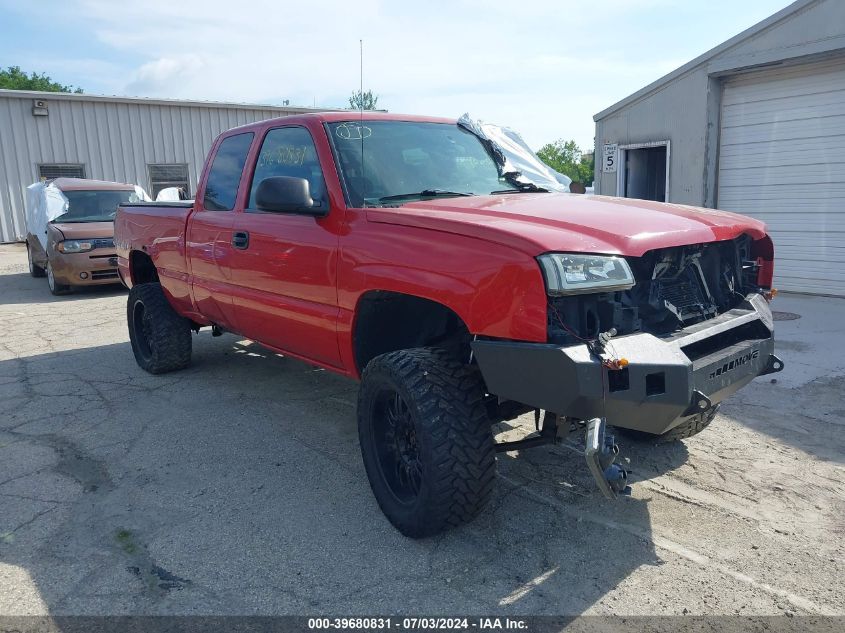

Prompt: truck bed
[114,202,194,295]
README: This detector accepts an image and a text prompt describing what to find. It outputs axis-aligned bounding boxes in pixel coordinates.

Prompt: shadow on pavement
[716,294,845,464]
[0,331,679,616]
[0,271,126,304]
[720,375,845,465]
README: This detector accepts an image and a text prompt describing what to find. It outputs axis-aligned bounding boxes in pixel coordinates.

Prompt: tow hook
[761,353,785,376]
[585,418,631,499]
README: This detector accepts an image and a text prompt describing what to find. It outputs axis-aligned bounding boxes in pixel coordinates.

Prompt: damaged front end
[545,234,767,345]
[473,234,784,498]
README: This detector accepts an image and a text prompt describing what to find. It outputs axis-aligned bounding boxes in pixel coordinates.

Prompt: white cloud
[4,0,788,149]
[125,54,206,96]
[63,0,689,146]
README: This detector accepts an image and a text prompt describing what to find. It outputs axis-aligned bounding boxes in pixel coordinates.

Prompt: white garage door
[718,57,845,296]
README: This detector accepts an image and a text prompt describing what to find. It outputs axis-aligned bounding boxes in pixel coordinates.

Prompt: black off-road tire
[46,261,71,295]
[358,347,496,538]
[617,405,720,444]
[27,242,46,277]
[127,282,192,374]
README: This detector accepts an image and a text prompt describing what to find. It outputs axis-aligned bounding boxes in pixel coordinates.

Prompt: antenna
[360,39,365,204]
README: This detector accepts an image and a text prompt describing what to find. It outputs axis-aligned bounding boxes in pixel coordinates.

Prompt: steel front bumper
[472,294,784,436]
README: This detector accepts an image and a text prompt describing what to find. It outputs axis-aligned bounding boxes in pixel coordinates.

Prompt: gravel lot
[0,242,843,616]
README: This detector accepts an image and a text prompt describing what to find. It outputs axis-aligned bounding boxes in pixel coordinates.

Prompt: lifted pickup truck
[115,112,783,537]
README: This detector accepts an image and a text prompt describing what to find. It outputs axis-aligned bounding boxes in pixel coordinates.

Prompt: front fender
[336,222,549,375]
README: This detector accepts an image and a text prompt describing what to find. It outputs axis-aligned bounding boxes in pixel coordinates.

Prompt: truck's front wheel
[127,283,192,374]
[358,348,496,538]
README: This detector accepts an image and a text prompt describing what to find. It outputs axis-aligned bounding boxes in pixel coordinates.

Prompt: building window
[38,164,85,180]
[148,164,190,200]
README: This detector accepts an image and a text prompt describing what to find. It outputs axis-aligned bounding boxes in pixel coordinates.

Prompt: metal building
[593,0,845,296]
[0,89,332,243]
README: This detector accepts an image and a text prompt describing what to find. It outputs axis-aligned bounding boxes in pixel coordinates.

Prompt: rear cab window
[203,132,254,211]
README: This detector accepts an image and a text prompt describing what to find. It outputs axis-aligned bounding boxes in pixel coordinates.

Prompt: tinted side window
[203,132,254,211]
[248,127,326,210]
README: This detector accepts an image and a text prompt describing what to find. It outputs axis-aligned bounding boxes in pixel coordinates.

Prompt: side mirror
[255,176,326,215]
[569,181,586,194]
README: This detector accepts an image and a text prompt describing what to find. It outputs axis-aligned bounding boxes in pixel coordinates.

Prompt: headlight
[57,240,94,253]
[538,253,635,295]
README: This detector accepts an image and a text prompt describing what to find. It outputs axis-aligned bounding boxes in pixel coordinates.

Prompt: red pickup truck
[115,112,783,537]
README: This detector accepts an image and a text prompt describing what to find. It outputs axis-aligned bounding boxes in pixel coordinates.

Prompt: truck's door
[186,132,254,330]
[227,125,343,368]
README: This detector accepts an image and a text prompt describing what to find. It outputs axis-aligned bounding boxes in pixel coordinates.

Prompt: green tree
[537,139,594,186]
[0,66,83,93]
[577,150,595,187]
[348,89,378,110]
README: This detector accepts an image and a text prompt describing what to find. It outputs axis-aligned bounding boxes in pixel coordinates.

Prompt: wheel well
[354,291,471,373]
[129,250,159,285]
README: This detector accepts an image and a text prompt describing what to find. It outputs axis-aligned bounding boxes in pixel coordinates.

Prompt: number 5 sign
[602,143,618,173]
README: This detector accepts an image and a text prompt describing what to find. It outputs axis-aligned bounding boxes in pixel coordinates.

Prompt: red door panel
[228,212,342,368]
[186,210,237,330]
[186,130,256,332]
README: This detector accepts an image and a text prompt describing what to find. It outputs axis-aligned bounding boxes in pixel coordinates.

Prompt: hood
[50,221,114,240]
[366,193,768,257]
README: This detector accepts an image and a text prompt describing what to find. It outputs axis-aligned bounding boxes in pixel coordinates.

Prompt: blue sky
[0,0,791,150]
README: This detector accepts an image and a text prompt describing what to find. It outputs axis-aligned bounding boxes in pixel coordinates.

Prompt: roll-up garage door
[718,57,845,296]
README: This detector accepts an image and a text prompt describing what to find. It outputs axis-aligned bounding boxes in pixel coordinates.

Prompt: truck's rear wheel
[27,243,46,277]
[127,282,191,374]
[357,348,496,538]
[617,405,720,444]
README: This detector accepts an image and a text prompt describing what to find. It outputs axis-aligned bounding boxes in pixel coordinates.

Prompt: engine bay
[547,235,764,344]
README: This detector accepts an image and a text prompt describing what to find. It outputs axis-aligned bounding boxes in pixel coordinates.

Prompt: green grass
[115,529,137,554]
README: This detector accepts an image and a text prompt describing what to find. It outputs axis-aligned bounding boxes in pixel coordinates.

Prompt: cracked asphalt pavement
[0,242,843,616]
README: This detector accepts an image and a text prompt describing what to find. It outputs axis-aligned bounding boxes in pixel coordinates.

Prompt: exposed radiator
[655,268,717,324]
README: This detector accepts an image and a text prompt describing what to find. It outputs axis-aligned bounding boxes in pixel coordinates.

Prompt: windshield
[54,189,136,223]
[328,121,520,206]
